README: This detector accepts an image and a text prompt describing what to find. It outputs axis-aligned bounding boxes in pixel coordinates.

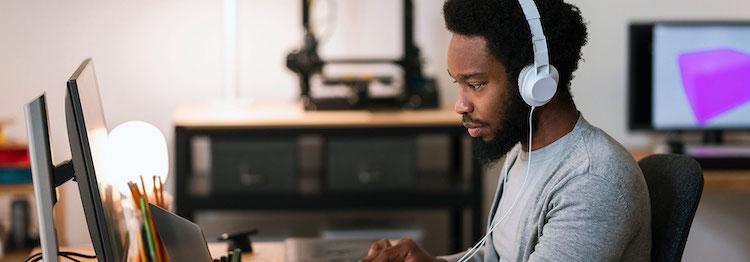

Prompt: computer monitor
[65,58,126,261]
[628,22,750,135]
[25,94,60,262]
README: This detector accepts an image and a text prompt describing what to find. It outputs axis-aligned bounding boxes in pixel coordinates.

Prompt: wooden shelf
[174,102,460,128]
[0,183,33,196]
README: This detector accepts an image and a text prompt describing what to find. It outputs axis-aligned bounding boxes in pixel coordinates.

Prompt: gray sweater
[441,116,651,262]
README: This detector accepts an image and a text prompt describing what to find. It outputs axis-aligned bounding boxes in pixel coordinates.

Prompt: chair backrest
[638,154,704,262]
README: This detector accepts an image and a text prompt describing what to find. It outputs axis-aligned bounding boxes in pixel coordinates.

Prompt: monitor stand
[702,130,724,145]
[51,160,76,202]
[667,131,750,170]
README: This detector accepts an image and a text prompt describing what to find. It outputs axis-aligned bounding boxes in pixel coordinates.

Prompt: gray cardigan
[441,117,651,262]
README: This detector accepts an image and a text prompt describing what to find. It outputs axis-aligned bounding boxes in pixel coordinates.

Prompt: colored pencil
[128,182,148,262]
[140,197,157,262]
[158,176,164,208]
[153,176,159,206]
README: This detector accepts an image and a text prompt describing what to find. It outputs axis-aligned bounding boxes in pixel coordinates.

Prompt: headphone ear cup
[519,65,559,107]
[518,65,534,105]
[548,65,560,86]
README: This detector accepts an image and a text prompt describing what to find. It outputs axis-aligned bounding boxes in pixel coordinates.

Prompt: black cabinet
[173,106,482,252]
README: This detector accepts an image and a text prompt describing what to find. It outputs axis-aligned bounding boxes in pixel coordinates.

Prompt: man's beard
[469,91,533,166]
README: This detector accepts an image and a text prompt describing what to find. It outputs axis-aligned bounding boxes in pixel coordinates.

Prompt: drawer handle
[358,170,383,185]
[240,172,267,186]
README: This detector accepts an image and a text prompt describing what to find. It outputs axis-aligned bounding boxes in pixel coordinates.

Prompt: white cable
[458,106,536,262]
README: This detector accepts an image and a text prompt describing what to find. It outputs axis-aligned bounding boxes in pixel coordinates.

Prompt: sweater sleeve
[527,171,650,262]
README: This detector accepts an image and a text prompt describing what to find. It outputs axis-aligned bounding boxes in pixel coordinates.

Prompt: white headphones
[518,0,559,107]
[457,1,556,261]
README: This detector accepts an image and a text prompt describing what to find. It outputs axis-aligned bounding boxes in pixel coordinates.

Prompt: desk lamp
[105,121,169,197]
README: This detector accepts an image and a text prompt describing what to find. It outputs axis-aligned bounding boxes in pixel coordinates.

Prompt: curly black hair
[443,0,588,102]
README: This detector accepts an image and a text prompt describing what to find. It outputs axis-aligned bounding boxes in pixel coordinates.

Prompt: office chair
[638,154,704,262]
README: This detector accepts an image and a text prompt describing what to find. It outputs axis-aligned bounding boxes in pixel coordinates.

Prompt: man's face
[447,34,529,165]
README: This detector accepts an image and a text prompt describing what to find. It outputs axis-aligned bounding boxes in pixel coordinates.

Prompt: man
[361,0,651,261]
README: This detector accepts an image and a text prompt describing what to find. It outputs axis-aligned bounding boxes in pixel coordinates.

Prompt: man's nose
[455,88,473,115]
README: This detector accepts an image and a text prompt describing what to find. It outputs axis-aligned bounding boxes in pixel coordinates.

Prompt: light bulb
[104,121,169,196]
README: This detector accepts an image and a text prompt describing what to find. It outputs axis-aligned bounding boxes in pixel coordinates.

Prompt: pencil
[153,177,168,260]
[159,177,167,209]
[158,176,165,208]
[153,176,159,206]
[140,175,148,201]
[127,182,147,262]
[138,225,148,262]
[129,182,148,262]
[140,197,157,262]
[139,176,166,262]
[127,182,140,210]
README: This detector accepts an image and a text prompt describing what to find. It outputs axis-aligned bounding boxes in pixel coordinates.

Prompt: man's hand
[360,238,446,262]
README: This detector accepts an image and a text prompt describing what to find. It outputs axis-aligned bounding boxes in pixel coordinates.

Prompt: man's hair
[443,0,588,102]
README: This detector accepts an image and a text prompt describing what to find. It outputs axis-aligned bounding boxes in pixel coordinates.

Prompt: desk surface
[630,148,750,192]
[30,242,285,262]
[173,102,460,128]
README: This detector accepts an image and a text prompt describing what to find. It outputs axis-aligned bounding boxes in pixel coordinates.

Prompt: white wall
[1,0,749,261]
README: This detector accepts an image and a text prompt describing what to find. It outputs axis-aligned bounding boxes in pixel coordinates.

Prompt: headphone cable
[457,106,536,262]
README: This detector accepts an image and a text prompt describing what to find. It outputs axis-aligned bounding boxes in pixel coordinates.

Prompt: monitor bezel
[65,58,114,262]
[25,94,60,262]
[628,20,750,132]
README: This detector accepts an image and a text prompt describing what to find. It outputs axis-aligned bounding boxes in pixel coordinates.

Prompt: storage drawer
[211,138,298,193]
[326,136,415,190]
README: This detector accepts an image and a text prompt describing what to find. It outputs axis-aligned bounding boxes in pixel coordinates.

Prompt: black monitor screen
[66,59,127,261]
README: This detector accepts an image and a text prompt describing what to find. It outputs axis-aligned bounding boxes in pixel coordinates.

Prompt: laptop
[150,203,213,262]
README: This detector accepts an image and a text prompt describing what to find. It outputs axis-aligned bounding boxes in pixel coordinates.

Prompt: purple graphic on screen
[678,48,750,126]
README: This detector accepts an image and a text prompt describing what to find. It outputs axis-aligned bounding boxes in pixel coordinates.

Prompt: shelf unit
[173,102,482,253]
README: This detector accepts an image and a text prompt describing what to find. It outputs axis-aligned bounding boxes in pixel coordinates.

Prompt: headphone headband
[518,0,550,75]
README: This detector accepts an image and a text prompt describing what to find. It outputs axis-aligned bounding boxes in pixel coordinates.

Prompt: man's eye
[468,82,485,90]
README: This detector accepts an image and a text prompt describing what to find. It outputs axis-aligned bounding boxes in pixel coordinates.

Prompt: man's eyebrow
[447,69,487,81]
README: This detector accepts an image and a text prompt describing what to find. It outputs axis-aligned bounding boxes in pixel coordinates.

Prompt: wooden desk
[630,149,750,192]
[29,242,285,262]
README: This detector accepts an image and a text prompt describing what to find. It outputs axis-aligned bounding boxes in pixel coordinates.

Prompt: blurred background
[1,0,749,261]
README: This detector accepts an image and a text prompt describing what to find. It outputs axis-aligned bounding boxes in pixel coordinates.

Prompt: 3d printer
[286,0,439,110]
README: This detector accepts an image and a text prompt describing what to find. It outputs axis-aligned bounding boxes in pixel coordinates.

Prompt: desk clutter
[0,143,34,258]
[212,248,242,262]
[126,176,168,262]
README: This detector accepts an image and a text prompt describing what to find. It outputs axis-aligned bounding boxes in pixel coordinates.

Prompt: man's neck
[520,101,579,152]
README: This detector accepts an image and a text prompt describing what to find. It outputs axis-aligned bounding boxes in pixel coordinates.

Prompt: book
[0,147,30,168]
[0,168,32,184]
[0,146,31,184]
